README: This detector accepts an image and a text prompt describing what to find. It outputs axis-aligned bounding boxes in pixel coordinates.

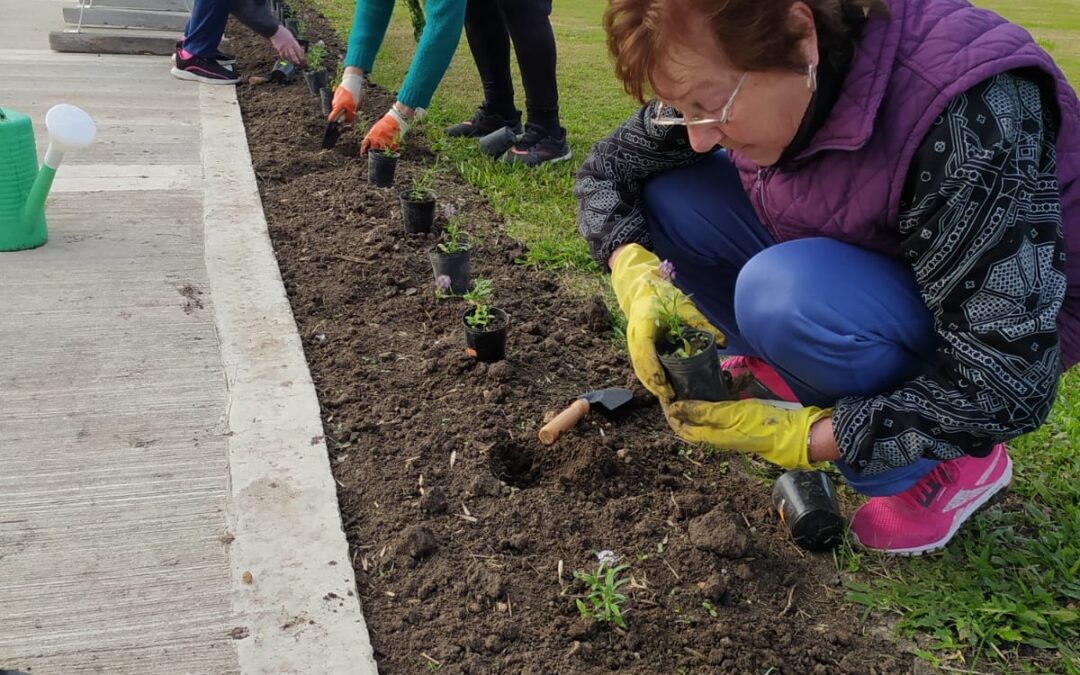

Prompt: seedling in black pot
[303,42,328,96]
[653,261,729,402]
[400,167,437,234]
[462,279,508,363]
[429,204,471,295]
[367,149,399,187]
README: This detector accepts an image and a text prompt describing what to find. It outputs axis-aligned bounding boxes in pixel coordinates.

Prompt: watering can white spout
[21,104,97,230]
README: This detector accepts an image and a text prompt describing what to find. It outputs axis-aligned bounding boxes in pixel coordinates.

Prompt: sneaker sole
[504,148,573,167]
[170,66,240,85]
[171,53,237,66]
[853,453,1013,556]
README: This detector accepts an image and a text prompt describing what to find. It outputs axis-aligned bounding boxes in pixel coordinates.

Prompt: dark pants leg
[463,0,518,119]
[183,0,233,57]
[499,0,561,133]
[643,151,941,496]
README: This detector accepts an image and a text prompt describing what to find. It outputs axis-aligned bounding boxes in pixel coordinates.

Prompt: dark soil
[230,9,915,674]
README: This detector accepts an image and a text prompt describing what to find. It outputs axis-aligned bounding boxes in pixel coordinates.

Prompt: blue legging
[184,0,233,58]
[643,151,939,496]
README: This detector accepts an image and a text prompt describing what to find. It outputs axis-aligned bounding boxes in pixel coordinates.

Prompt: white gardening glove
[270,24,304,64]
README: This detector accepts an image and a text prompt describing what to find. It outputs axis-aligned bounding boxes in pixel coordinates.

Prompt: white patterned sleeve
[832,72,1066,475]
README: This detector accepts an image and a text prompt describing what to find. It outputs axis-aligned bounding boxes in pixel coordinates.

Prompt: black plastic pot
[367,150,398,187]
[463,307,509,363]
[479,126,519,157]
[656,329,728,402]
[303,68,328,96]
[284,18,301,36]
[429,247,471,295]
[771,471,845,551]
[319,87,333,116]
[400,189,436,234]
[269,59,295,84]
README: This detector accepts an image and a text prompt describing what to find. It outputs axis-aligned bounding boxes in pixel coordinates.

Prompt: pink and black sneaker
[849,443,1013,555]
[171,47,240,85]
[723,355,800,403]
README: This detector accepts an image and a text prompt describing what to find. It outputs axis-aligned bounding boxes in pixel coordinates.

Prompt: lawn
[305,0,1080,671]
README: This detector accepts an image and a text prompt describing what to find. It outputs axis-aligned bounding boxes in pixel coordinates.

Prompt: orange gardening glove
[329,73,364,122]
[360,107,409,155]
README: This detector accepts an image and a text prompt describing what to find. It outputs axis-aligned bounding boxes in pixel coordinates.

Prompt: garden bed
[230,9,914,674]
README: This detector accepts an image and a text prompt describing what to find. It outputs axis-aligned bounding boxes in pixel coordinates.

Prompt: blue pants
[184,0,233,58]
[644,152,939,496]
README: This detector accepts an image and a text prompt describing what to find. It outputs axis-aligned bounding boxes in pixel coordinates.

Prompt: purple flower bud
[442,204,456,220]
[658,259,676,283]
[434,275,452,293]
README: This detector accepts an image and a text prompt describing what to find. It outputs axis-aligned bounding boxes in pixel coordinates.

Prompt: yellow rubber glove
[610,244,725,403]
[665,399,832,469]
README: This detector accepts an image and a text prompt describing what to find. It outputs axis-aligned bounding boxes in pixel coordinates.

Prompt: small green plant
[408,164,438,200]
[574,561,630,629]
[306,42,325,71]
[653,260,701,358]
[463,279,494,328]
[437,205,469,254]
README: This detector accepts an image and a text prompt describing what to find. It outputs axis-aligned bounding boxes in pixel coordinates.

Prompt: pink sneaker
[723,355,799,402]
[849,443,1012,555]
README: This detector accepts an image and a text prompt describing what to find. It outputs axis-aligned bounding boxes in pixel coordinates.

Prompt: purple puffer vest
[731,0,1080,368]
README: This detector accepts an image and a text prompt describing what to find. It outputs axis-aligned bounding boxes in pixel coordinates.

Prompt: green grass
[306,0,1080,670]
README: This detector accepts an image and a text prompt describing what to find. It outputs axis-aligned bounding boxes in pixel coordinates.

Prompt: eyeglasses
[652,72,748,127]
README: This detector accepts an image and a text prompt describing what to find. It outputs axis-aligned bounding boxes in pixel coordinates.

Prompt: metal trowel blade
[321,118,342,149]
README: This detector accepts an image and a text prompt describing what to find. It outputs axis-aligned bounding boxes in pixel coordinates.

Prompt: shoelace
[898,462,957,508]
[516,125,548,149]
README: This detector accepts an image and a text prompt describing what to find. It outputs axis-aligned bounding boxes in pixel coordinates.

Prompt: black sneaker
[174,39,237,65]
[171,49,240,84]
[445,104,522,138]
[504,124,572,166]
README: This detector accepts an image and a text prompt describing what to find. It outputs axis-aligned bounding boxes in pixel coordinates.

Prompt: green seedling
[573,561,630,629]
[463,279,494,328]
[408,164,438,201]
[437,204,469,254]
[652,260,703,358]
[306,42,325,71]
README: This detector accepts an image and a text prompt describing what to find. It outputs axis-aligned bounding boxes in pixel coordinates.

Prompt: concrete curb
[198,85,378,674]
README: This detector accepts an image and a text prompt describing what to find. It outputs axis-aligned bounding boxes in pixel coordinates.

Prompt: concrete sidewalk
[0,3,377,673]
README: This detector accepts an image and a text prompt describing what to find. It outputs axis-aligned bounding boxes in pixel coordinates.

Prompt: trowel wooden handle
[538,399,590,445]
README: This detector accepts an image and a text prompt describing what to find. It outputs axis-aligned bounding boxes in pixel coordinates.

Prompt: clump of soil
[230,9,913,674]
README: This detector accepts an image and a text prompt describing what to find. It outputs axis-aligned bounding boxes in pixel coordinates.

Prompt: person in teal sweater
[329,0,465,154]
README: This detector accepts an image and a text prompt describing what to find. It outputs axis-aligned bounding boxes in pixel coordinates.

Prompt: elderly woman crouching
[576,0,1080,554]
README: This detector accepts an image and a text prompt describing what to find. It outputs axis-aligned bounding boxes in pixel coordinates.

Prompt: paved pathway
[0,3,377,673]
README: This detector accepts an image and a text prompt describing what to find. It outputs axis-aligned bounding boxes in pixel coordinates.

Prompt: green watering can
[0,104,96,251]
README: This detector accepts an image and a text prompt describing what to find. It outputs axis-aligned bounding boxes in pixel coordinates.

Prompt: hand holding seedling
[609,244,724,404]
[330,69,365,122]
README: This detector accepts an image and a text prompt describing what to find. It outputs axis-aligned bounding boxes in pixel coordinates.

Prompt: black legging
[463,0,561,134]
